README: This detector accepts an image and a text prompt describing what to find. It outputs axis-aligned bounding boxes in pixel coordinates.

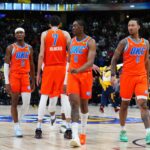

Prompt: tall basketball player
[111,18,150,144]
[35,15,71,139]
[67,20,96,147]
[4,27,35,137]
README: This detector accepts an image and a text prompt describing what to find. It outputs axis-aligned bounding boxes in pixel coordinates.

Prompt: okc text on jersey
[130,47,146,56]
[16,52,30,59]
[70,46,86,54]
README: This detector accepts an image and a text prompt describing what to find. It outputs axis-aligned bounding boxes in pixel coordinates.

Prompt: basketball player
[35,15,71,139]
[111,18,150,144]
[99,66,120,113]
[4,27,35,137]
[67,20,96,147]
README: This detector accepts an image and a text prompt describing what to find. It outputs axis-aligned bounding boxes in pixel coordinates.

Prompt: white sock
[51,115,56,120]
[60,94,72,130]
[62,120,71,129]
[72,122,79,139]
[121,126,126,131]
[19,92,31,121]
[14,122,20,129]
[61,104,64,114]
[38,95,48,120]
[48,96,58,113]
[37,122,42,129]
[14,122,19,126]
[62,120,67,127]
[61,94,71,119]
[81,113,88,134]
[146,128,150,135]
[66,122,71,129]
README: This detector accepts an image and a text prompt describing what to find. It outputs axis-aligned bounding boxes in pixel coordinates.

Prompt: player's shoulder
[41,30,48,37]
[5,43,15,54]
[87,36,96,44]
[26,43,32,49]
[143,38,150,49]
[122,36,128,42]
[143,38,149,44]
[62,30,69,34]
[62,30,71,36]
[7,43,15,50]
[119,37,128,46]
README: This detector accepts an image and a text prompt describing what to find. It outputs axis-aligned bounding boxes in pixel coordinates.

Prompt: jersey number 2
[52,34,58,46]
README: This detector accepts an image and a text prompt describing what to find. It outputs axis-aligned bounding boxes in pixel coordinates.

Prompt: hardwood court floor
[0,105,150,150]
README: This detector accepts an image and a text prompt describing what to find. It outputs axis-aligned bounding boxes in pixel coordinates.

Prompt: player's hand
[63,85,67,94]
[36,73,41,86]
[70,68,79,74]
[5,84,11,94]
[31,81,35,92]
[111,76,117,86]
[92,64,100,74]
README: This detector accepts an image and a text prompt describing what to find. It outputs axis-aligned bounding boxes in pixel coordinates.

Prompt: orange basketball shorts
[40,65,66,98]
[120,74,148,100]
[67,71,93,100]
[9,72,31,93]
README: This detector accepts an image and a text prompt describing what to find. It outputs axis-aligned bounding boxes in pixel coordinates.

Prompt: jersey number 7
[52,34,58,46]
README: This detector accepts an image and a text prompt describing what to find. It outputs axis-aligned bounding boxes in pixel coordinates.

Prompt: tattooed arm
[111,39,126,76]
[111,39,126,85]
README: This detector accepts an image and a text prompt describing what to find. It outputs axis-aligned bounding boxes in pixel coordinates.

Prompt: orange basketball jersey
[122,36,147,76]
[10,43,30,73]
[44,29,67,66]
[69,36,92,72]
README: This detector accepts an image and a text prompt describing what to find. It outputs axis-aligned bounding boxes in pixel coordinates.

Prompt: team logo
[70,46,85,54]
[16,52,30,59]
[86,91,91,96]
[145,90,148,94]
[130,47,145,55]
[130,47,146,63]
[27,86,31,90]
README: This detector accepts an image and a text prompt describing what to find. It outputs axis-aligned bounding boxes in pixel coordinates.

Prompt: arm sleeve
[4,63,10,84]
